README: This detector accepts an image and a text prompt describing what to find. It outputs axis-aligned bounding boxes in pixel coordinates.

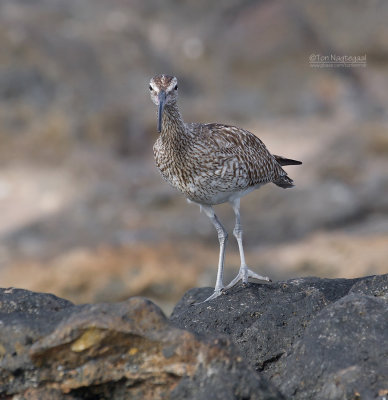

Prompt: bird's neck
[160,102,190,145]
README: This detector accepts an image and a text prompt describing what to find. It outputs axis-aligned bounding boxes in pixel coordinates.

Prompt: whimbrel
[149,74,302,304]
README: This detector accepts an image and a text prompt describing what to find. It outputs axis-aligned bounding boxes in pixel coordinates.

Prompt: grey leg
[194,205,228,304]
[225,198,271,290]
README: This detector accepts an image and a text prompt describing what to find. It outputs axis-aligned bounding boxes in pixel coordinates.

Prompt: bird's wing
[198,123,284,186]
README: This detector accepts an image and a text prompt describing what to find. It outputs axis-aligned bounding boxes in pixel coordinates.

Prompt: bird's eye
[149,85,153,91]
[174,84,178,90]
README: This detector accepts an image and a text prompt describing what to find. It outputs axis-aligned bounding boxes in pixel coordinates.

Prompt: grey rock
[349,273,388,299]
[171,277,358,372]
[274,293,388,400]
[0,288,74,387]
[170,274,388,399]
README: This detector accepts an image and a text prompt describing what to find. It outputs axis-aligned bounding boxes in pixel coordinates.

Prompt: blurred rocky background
[0,0,387,314]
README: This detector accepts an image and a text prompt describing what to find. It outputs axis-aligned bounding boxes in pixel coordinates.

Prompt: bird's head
[149,74,178,132]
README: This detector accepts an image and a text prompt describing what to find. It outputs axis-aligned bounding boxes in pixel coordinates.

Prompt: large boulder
[273,292,388,399]
[170,277,358,372]
[170,274,388,399]
[0,288,281,400]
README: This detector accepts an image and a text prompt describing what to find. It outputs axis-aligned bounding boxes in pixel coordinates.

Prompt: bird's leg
[225,199,271,290]
[193,205,228,304]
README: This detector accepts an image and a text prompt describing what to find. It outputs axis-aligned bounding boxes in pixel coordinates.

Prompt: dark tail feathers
[275,175,295,189]
[274,155,302,166]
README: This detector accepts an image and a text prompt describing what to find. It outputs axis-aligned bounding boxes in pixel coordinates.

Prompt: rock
[0,288,281,400]
[273,293,388,400]
[0,288,74,379]
[349,273,388,299]
[170,277,358,372]
[1,275,387,399]
[170,274,388,399]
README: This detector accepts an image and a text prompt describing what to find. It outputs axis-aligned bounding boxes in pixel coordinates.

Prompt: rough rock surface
[274,293,388,400]
[0,288,281,400]
[1,274,387,399]
[170,274,388,400]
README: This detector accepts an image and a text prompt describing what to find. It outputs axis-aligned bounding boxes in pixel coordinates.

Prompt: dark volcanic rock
[0,288,74,382]
[170,277,358,372]
[0,288,281,400]
[349,273,388,298]
[170,274,388,400]
[274,293,388,400]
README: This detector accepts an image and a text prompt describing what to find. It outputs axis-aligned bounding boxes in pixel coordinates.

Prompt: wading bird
[149,74,301,303]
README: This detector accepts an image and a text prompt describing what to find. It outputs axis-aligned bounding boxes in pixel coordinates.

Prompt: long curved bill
[157,90,166,133]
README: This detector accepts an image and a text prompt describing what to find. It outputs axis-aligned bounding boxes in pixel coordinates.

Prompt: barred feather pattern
[153,100,294,206]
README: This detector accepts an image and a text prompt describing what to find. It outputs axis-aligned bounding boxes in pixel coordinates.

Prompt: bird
[149,74,302,304]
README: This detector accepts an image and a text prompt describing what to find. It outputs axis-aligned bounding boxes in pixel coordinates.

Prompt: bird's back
[192,122,292,184]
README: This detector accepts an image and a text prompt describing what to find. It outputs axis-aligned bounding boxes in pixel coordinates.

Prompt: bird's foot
[225,267,272,290]
[192,288,226,305]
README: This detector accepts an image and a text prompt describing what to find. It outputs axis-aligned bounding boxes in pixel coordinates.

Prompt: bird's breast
[153,138,266,204]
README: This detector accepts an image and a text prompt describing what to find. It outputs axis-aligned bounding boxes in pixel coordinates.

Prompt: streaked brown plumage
[149,74,302,303]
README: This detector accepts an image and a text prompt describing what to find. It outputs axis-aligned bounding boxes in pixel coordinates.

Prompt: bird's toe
[192,289,224,305]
